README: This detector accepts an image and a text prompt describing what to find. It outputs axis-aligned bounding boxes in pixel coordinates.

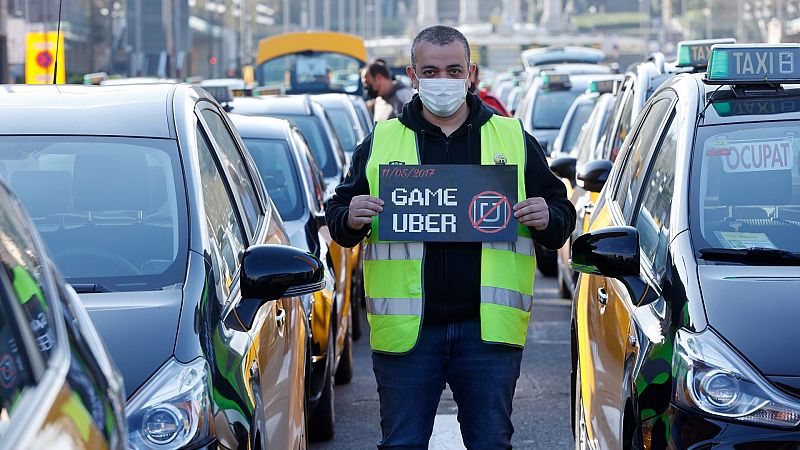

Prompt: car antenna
[52,0,64,85]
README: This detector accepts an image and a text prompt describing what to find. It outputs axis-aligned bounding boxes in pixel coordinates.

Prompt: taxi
[551,77,623,158]
[601,38,735,163]
[571,44,800,448]
[548,78,620,298]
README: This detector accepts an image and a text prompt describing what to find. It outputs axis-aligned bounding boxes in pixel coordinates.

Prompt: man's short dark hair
[366,60,392,80]
[411,25,471,70]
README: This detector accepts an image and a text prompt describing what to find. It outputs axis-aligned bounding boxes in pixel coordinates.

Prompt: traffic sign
[25,32,65,84]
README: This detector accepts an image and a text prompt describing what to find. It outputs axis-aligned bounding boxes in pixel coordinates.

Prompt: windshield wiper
[699,247,800,265]
[69,283,115,293]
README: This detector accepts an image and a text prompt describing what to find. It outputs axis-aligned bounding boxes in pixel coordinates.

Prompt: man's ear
[406,66,419,90]
[468,63,477,87]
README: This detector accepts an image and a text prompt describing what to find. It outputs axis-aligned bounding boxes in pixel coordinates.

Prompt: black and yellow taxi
[0,176,126,449]
[0,84,324,449]
[549,78,621,298]
[571,43,800,448]
[601,39,735,164]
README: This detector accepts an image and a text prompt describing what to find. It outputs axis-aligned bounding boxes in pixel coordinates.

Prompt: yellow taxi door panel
[252,298,304,449]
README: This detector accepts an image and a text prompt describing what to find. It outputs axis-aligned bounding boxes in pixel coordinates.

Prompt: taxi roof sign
[587,79,618,94]
[676,38,736,68]
[541,72,571,88]
[706,44,800,85]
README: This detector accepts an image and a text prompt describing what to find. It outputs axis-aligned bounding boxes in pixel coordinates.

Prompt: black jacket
[326,93,576,325]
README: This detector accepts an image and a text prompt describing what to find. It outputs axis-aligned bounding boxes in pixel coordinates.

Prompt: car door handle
[584,201,595,216]
[597,287,608,306]
[275,308,286,329]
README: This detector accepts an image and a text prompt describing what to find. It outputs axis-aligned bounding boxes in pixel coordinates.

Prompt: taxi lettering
[732,50,794,75]
[690,45,711,63]
[720,140,793,173]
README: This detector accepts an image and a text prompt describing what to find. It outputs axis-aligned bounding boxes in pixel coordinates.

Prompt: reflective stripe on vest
[364,116,536,353]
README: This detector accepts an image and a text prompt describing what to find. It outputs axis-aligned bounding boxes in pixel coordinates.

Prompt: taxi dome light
[676,38,736,68]
[541,72,571,89]
[706,43,800,85]
[587,79,618,94]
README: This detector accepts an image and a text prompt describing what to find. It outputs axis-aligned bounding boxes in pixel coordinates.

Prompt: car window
[197,129,246,297]
[562,99,597,154]
[326,106,358,153]
[610,84,635,161]
[293,130,325,209]
[532,89,583,130]
[200,109,262,236]
[243,138,305,222]
[274,115,337,178]
[691,121,800,255]
[0,136,188,292]
[614,97,674,221]
[635,116,678,281]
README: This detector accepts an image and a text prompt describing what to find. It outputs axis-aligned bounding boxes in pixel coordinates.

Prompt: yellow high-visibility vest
[364,116,536,353]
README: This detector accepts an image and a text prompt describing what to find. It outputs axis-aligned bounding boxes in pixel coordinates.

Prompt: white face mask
[415,75,468,118]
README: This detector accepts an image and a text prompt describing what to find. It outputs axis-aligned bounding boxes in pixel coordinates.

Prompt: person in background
[363,60,414,121]
[470,65,510,117]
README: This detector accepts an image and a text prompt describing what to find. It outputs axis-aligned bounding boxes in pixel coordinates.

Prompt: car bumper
[642,405,800,449]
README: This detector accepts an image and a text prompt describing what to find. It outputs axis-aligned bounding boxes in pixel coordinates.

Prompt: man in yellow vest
[326,25,576,449]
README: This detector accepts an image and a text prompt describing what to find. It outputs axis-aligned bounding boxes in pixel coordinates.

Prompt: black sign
[378,164,518,242]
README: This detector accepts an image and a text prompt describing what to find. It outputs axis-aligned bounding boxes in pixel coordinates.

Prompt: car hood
[80,289,182,398]
[699,265,800,377]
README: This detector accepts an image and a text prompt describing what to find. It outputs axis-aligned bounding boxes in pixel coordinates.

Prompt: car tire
[535,244,557,277]
[574,358,590,450]
[335,320,353,385]
[309,321,336,442]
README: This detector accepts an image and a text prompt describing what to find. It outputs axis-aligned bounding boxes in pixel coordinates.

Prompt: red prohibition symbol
[36,51,53,69]
[468,190,511,233]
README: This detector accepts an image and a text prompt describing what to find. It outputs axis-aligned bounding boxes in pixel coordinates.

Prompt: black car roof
[228,95,315,117]
[0,84,184,138]
[229,114,293,140]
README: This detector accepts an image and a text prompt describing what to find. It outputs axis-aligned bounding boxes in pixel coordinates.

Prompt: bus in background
[255,31,367,97]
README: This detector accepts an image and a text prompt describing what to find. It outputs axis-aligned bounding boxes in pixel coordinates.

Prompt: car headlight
[126,357,213,449]
[673,328,800,427]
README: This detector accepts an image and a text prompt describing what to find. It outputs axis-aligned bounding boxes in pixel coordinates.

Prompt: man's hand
[513,197,549,231]
[347,195,384,230]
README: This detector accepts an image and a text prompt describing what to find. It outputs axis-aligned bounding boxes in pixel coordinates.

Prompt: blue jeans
[371,318,524,449]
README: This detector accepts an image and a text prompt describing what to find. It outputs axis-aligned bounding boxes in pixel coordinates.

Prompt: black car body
[227,95,348,199]
[230,114,353,440]
[0,84,324,449]
[0,177,127,450]
[571,44,800,448]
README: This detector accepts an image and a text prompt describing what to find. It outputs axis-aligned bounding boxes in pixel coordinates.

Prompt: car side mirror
[549,156,577,185]
[577,159,612,193]
[571,226,639,277]
[314,212,327,230]
[571,226,659,306]
[240,244,325,301]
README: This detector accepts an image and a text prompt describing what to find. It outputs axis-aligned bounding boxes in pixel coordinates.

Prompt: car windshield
[258,51,363,95]
[691,122,800,257]
[0,136,188,291]
[243,139,305,221]
[273,115,337,178]
[562,99,597,153]
[532,89,582,130]
[325,107,358,152]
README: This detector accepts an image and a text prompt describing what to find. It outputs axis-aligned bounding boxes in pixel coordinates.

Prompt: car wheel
[334,320,353,385]
[309,320,336,442]
[535,244,557,277]
[558,266,572,299]
[574,358,590,450]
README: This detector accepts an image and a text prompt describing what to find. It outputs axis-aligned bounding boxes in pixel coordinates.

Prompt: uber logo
[468,191,511,234]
